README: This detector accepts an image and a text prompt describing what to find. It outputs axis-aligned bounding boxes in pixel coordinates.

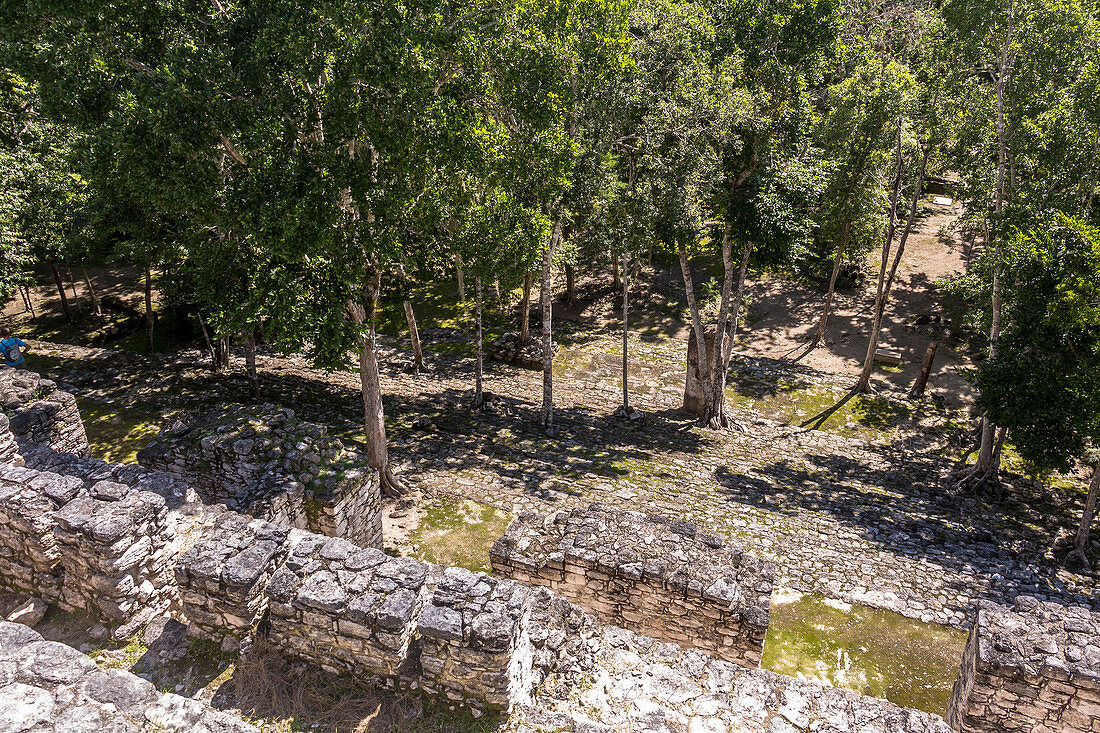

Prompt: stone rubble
[488,332,552,370]
[492,504,774,667]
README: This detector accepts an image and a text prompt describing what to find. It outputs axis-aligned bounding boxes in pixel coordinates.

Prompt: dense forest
[2,0,1099,558]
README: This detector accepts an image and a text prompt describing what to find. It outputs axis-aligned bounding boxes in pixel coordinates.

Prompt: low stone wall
[491,503,774,667]
[174,510,294,641]
[0,370,89,457]
[138,404,382,548]
[0,413,21,465]
[0,621,260,732]
[946,596,1100,733]
[0,465,81,598]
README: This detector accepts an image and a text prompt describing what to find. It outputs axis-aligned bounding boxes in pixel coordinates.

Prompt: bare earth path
[28,332,1098,631]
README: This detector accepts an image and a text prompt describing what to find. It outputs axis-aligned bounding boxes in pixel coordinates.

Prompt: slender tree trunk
[349,271,406,497]
[565,263,576,306]
[909,340,939,398]
[1069,466,1100,566]
[243,331,259,398]
[456,255,465,300]
[493,277,502,312]
[81,268,101,316]
[711,239,752,428]
[621,251,630,413]
[218,337,230,371]
[540,218,562,429]
[19,285,34,316]
[474,277,484,409]
[403,301,424,372]
[50,262,72,323]
[612,250,621,291]
[814,220,851,345]
[144,262,155,352]
[65,262,78,297]
[854,120,906,393]
[680,248,713,420]
[520,273,532,342]
[196,313,218,371]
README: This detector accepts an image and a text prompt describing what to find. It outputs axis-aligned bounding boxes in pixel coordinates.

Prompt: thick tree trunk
[143,262,155,352]
[813,220,851,345]
[349,273,406,497]
[540,219,562,429]
[1068,467,1100,566]
[474,277,484,409]
[679,249,713,421]
[854,120,906,393]
[50,262,72,323]
[243,331,259,398]
[81,268,101,316]
[403,301,424,372]
[909,340,939,398]
[565,263,576,306]
[520,274,531,342]
[621,251,630,413]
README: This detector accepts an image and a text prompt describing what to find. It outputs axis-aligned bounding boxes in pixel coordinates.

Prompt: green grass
[78,398,163,463]
[762,592,967,716]
[409,496,513,573]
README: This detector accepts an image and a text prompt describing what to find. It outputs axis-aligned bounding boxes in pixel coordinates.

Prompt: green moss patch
[78,398,163,464]
[762,590,967,715]
[409,496,513,573]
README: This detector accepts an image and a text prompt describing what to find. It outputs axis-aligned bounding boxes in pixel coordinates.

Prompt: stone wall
[0,621,260,732]
[946,596,1100,733]
[490,503,774,667]
[0,413,21,465]
[137,404,382,548]
[0,370,88,457]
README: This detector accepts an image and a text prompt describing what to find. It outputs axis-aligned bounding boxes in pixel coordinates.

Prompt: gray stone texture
[946,596,1100,733]
[0,370,89,458]
[137,404,382,548]
[491,503,775,667]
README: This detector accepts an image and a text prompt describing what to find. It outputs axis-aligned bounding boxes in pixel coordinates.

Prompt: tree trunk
[144,262,155,352]
[854,120,906,393]
[621,251,630,413]
[196,313,218,370]
[565,263,576,306]
[456,255,465,300]
[520,274,531,342]
[349,272,406,497]
[813,220,851,345]
[1068,466,1100,566]
[19,285,34,316]
[243,331,260,397]
[81,268,101,316]
[50,262,72,323]
[218,337,230,371]
[540,218,562,429]
[710,239,752,428]
[909,340,939,398]
[679,248,713,421]
[474,277,484,409]
[403,301,424,372]
[493,277,502,312]
[612,250,621,290]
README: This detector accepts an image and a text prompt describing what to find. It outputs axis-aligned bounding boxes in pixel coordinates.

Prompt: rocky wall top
[0,370,89,458]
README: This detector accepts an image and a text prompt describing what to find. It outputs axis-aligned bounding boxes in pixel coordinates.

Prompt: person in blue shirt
[0,329,28,368]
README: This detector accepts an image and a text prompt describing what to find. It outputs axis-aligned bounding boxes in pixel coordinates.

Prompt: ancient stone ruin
[0,368,1098,732]
[0,370,88,458]
[491,504,774,667]
[946,596,1100,733]
[137,404,382,549]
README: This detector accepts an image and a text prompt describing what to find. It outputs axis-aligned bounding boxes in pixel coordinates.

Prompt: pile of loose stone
[488,332,550,370]
[0,370,88,458]
[0,621,259,733]
[491,504,775,667]
[137,404,382,548]
[947,596,1100,733]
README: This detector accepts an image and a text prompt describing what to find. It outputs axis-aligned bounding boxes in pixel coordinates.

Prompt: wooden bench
[874,348,903,366]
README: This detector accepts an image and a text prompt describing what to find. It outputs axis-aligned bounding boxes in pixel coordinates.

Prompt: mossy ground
[408,496,513,573]
[77,397,163,464]
[762,591,967,716]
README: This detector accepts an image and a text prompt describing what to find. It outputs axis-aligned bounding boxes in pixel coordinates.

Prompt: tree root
[380,465,408,498]
[949,464,1001,495]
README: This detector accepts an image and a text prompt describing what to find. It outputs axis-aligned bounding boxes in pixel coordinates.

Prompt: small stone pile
[491,503,775,667]
[416,566,536,710]
[0,370,88,457]
[51,479,172,623]
[488,332,549,370]
[174,510,293,641]
[266,534,429,679]
[947,596,1100,733]
[0,621,260,732]
[138,404,382,548]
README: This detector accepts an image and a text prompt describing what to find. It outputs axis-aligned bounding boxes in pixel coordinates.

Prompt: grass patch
[762,591,966,716]
[78,398,163,463]
[409,496,513,573]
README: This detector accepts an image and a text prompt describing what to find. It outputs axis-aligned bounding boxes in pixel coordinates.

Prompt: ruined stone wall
[0,413,21,465]
[490,504,774,667]
[137,404,382,548]
[946,597,1100,733]
[0,370,88,457]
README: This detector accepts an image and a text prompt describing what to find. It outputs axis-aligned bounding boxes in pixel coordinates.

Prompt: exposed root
[949,464,1002,495]
[380,465,408,498]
